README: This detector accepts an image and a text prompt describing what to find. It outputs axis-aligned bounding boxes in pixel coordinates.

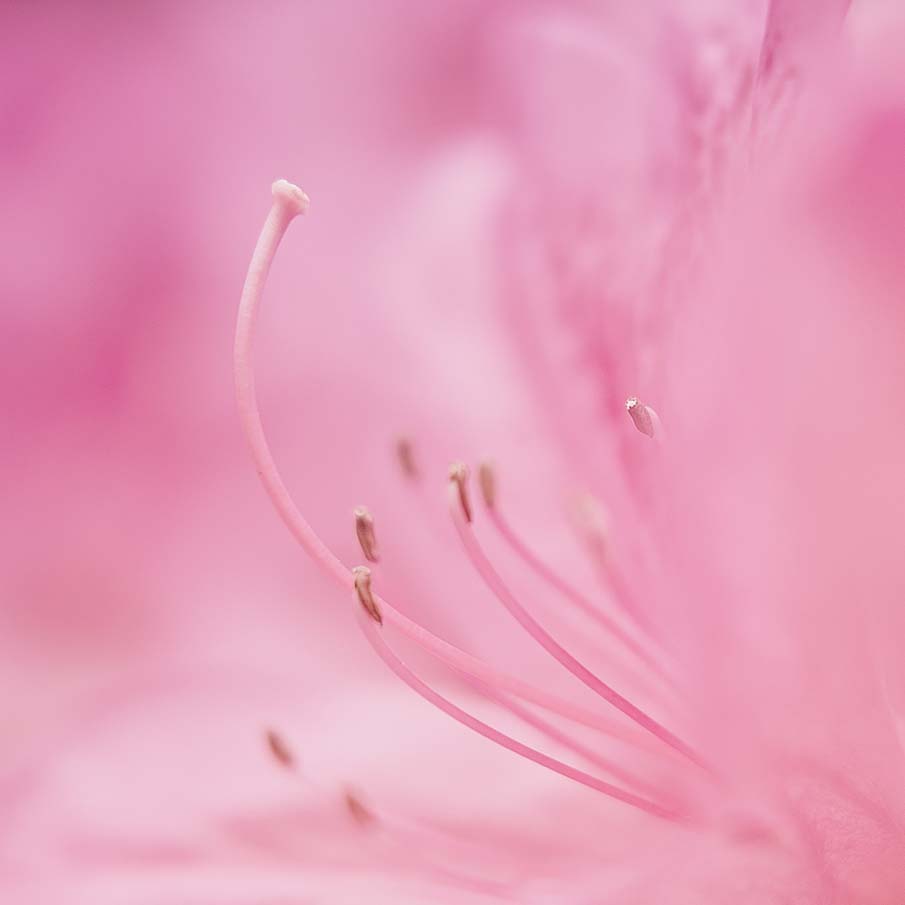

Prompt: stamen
[344,788,377,827]
[478,461,496,510]
[371,815,518,901]
[478,467,671,683]
[448,659,660,754]
[570,494,659,638]
[482,689,664,800]
[234,182,665,761]
[571,493,609,562]
[265,728,296,770]
[353,566,382,625]
[354,506,380,563]
[449,470,705,769]
[396,436,420,481]
[625,396,660,439]
[449,462,472,523]
[356,607,682,822]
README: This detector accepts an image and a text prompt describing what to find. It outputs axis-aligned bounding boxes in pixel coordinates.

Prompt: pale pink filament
[481,689,664,801]
[264,731,520,899]
[424,627,663,758]
[234,183,652,750]
[448,480,706,769]
[236,182,702,818]
[570,504,660,640]
[483,498,671,683]
[357,609,682,822]
[373,810,518,900]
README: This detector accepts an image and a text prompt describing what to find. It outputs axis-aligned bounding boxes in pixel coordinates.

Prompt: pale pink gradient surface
[4,1,905,902]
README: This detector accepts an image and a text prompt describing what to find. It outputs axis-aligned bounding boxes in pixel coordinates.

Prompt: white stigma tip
[271,179,310,215]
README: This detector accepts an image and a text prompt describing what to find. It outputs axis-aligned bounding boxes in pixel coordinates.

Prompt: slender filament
[357,609,682,822]
[449,480,706,769]
[233,182,651,753]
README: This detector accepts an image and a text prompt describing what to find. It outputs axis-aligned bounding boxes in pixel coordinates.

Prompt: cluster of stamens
[236,181,700,836]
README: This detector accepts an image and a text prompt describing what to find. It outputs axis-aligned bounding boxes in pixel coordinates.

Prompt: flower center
[235,180,712,826]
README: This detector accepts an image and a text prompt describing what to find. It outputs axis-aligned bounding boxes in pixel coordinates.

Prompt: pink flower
[7,1,905,903]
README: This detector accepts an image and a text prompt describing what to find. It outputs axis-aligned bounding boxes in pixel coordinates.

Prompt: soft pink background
[5,2,905,902]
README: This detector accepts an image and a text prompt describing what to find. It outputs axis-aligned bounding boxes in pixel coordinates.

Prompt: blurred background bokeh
[4,8,633,894]
[1,0,518,758]
[5,2,905,901]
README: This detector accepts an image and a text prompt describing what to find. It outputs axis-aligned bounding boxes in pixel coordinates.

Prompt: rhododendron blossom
[6,1,905,903]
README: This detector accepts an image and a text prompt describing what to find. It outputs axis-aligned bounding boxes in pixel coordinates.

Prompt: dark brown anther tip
[344,788,377,828]
[395,436,419,481]
[449,462,472,523]
[478,461,496,509]
[353,565,382,625]
[265,729,296,770]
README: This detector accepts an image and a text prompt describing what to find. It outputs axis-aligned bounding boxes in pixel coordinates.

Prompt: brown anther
[449,462,472,523]
[353,506,379,563]
[478,461,496,509]
[353,565,382,625]
[344,788,377,828]
[625,396,655,438]
[395,436,419,480]
[265,729,296,770]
